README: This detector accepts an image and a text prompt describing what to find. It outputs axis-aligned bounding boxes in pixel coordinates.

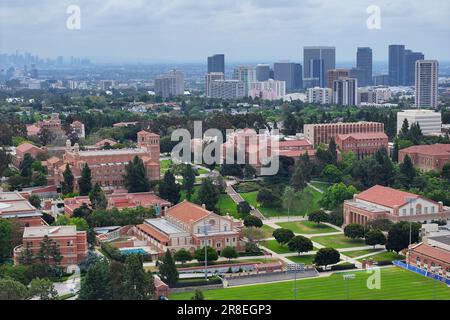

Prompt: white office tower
[205,72,225,97]
[415,60,439,108]
[154,69,185,98]
[333,78,358,106]
[209,80,245,99]
[248,79,286,101]
[307,87,332,104]
[397,109,442,135]
[233,66,257,95]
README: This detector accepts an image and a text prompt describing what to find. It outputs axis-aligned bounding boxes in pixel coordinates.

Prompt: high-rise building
[207,54,225,74]
[303,46,336,88]
[333,78,358,106]
[248,79,286,101]
[233,66,256,95]
[356,47,373,86]
[389,45,406,86]
[154,69,185,98]
[256,64,271,81]
[205,72,225,97]
[273,61,302,91]
[327,69,350,89]
[209,80,245,99]
[307,87,332,105]
[404,50,425,86]
[415,60,439,108]
[373,74,389,86]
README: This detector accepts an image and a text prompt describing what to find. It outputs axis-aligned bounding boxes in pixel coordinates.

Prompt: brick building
[14,225,88,267]
[343,185,450,227]
[304,121,385,146]
[0,192,45,227]
[51,130,160,191]
[272,139,316,160]
[64,191,171,215]
[335,132,388,159]
[13,143,46,167]
[133,200,243,255]
[399,144,450,172]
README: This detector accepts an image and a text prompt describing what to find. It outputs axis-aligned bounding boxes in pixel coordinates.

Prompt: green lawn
[311,234,366,249]
[276,221,338,235]
[309,181,331,192]
[260,239,294,254]
[287,255,316,265]
[240,186,323,218]
[217,193,239,218]
[358,251,405,263]
[196,167,209,175]
[342,248,383,258]
[261,224,275,238]
[170,267,450,300]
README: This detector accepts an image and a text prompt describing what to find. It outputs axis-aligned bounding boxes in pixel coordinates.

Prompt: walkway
[225,185,265,220]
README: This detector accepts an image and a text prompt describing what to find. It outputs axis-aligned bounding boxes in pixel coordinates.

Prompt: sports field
[170,267,450,300]
[276,221,338,234]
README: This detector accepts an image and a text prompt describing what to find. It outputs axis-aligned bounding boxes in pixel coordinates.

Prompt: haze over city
[1,0,450,63]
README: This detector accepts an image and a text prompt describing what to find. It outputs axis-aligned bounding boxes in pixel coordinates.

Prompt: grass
[342,248,383,258]
[239,186,323,218]
[170,267,450,300]
[358,251,405,263]
[160,159,172,174]
[177,258,279,269]
[287,255,316,265]
[276,221,338,235]
[260,239,294,254]
[261,224,275,238]
[311,234,366,249]
[309,181,331,192]
[196,167,209,175]
[217,193,239,218]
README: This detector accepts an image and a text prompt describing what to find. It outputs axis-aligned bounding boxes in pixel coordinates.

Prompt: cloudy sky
[0,0,449,63]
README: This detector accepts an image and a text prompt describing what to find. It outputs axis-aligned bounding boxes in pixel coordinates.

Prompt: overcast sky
[1,0,449,63]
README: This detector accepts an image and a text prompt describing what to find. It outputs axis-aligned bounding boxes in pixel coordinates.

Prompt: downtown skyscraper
[415,60,439,108]
[273,61,302,91]
[356,47,373,86]
[303,46,335,88]
[207,54,225,74]
[389,45,424,86]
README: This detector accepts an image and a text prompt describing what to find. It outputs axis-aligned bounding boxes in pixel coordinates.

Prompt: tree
[243,216,263,228]
[123,254,155,300]
[442,163,450,181]
[174,249,192,266]
[89,183,108,210]
[61,164,74,195]
[237,201,251,216]
[288,235,313,255]
[159,170,180,205]
[158,250,179,287]
[257,188,279,208]
[321,164,343,183]
[108,260,125,300]
[243,165,256,179]
[392,138,399,162]
[0,218,12,262]
[400,155,416,185]
[0,278,29,300]
[28,194,41,209]
[320,183,358,210]
[221,246,238,261]
[386,221,420,253]
[194,246,218,263]
[191,289,204,300]
[73,203,92,219]
[272,228,294,246]
[182,164,196,200]
[242,226,265,243]
[38,128,55,146]
[78,163,92,196]
[314,248,340,268]
[20,153,34,177]
[308,210,329,225]
[282,186,296,217]
[290,164,306,191]
[398,118,409,139]
[365,230,387,248]
[0,148,11,177]
[78,259,111,300]
[344,223,365,239]
[328,138,338,164]
[197,178,220,211]
[124,156,151,193]
[367,218,394,232]
[29,278,58,300]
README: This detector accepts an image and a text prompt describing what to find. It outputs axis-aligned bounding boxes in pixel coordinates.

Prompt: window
[402,209,406,215]
[416,204,422,215]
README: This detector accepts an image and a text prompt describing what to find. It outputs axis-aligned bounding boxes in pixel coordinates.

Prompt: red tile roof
[337,132,388,141]
[16,143,42,154]
[137,224,169,243]
[400,144,450,157]
[166,200,212,223]
[278,149,316,158]
[411,242,450,264]
[278,140,312,148]
[355,185,421,208]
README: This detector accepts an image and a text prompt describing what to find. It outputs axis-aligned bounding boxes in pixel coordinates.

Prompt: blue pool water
[119,248,147,255]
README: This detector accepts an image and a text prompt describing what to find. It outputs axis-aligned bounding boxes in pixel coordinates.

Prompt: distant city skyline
[1,0,449,63]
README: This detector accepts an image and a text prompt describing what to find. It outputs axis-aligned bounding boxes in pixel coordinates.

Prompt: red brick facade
[336,132,388,159]
[399,144,450,172]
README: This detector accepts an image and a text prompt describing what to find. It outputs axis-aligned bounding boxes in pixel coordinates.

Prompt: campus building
[133,200,243,255]
[303,121,385,146]
[396,109,442,136]
[13,142,46,167]
[343,185,450,227]
[64,191,171,215]
[0,192,45,227]
[25,113,85,139]
[398,144,450,172]
[13,225,88,267]
[335,132,388,159]
[51,131,160,191]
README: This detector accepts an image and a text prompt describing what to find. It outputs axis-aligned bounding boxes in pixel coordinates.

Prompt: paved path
[307,182,324,194]
[225,185,266,220]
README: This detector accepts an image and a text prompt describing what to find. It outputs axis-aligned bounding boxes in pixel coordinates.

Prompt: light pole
[343,274,355,300]
[200,221,212,282]
[406,197,416,266]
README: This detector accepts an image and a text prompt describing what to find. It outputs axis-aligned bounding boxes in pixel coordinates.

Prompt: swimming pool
[119,248,147,255]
